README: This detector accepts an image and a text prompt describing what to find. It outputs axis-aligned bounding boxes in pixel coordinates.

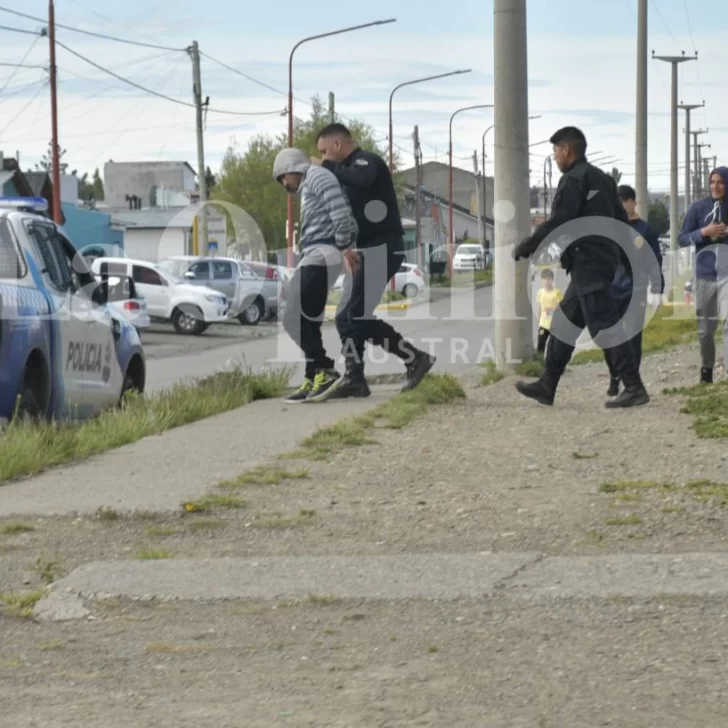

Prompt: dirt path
[2,344,728,726]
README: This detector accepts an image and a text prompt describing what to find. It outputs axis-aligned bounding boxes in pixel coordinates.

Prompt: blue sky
[0,0,725,192]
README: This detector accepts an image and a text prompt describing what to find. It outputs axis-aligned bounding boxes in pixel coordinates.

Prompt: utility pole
[652,51,697,296]
[635,0,648,218]
[543,155,552,220]
[678,101,703,209]
[703,157,712,192]
[328,92,335,123]
[413,126,422,270]
[696,141,711,196]
[48,0,62,224]
[690,129,707,197]
[189,41,208,255]
[494,0,532,368]
[473,151,485,247]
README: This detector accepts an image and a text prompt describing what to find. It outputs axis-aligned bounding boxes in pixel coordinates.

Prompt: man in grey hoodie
[273,147,358,402]
[678,166,728,383]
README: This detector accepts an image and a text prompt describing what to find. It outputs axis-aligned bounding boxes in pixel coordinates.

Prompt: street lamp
[449,104,493,277]
[285,19,396,266]
[388,69,472,171]
[481,115,540,179]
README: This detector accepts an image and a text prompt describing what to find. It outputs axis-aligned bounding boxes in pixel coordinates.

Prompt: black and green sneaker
[306,369,341,402]
[283,378,313,403]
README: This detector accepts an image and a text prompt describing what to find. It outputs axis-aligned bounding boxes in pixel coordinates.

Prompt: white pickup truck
[91,257,229,335]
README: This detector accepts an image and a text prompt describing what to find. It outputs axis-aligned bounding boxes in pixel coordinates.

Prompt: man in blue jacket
[606,185,665,396]
[678,166,728,383]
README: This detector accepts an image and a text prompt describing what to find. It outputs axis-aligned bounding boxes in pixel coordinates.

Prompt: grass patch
[480,361,505,386]
[0,588,47,618]
[308,594,342,606]
[219,466,309,490]
[605,515,643,526]
[187,518,227,530]
[664,381,728,440]
[571,303,697,365]
[95,506,121,521]
[290,373,465,460]
[431,269,493,288]
[136,549,173,560]
[146,525,177,537]
[515,357,545,378]
[572,452,599,460]
[182,493,247,513]
[601,478,728,505]
[599,480,665,493]
[0,366,290,484]
[259,508,316,529]
[35,557,61,584]
[38,640,64,651]
[0,522,34,535]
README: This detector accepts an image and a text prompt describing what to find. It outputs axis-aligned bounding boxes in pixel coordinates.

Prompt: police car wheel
[172,306,205,335]
[16,383,43,421]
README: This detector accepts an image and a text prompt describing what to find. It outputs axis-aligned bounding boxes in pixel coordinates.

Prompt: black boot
[701,367,713,384]
[514,368,558,406]
[321,360,371,400]
[401,344,436,392]
[607,377,620,397]
[605,374,649,408]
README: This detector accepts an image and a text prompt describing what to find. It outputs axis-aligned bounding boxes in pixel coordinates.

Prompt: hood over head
[709,166,728,198]
[273,147,309,182]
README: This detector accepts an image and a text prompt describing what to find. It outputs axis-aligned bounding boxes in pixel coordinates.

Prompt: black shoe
[515,379,554,406]
[283,378,314,403]
[402,349,436,392]
[322,365,371,400]
[607,377,620,397]
[701,367,713,384]
[305,369,341,402]
[604,384,650,408]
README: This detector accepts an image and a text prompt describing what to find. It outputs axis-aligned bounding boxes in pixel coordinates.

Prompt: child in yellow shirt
[536,268,563,354]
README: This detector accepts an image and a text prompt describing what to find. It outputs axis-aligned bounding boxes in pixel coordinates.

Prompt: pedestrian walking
[678,166,728,383]
[309,123,435,398]
[536,268,563,355]
[512,126,649,408]
[272,147,357,403]
[606,184,664,396]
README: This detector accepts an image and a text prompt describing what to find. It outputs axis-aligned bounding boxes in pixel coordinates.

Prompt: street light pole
[635,0,648,219]
[388,69,471,172]
[286,19,396,267]
[652,50,697,296]
[449,104,493,277]
[48,0,62,224]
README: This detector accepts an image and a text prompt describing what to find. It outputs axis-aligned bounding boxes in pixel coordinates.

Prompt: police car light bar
[0,196,49,213]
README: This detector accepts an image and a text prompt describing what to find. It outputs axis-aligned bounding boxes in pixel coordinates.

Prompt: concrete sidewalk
[45,551,728,608]
[0,387,400,517]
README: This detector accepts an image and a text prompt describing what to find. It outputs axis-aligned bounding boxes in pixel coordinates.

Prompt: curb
[325,301,412,313]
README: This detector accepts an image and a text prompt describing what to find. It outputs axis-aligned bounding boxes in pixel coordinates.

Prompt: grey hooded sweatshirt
[273,148,357,252]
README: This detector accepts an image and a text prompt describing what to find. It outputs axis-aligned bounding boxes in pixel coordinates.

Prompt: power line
[0,22,42,36]
[55,40,285,116]
[650,0,678,46]
[0,5,186,52]
[681,0,708,129]
[0,79,46,135]
[201,52,289,98]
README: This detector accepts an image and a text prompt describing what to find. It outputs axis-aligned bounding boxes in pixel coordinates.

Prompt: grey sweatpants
[694,276,728,370]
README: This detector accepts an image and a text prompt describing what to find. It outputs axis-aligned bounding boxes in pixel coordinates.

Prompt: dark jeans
[546,279,639,384]
[282,248,341,380]
[537,327,551,355]
[335,242,409,366]
[607,288,647,380]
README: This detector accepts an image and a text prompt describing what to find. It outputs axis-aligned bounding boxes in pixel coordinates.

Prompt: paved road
[145,286,501,392]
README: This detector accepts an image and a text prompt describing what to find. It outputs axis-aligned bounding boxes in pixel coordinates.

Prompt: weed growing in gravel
[136,549,173,560]
[515,357,545,378]
[183,493,247,513]
[571,304,696,365]
[146,526,177,537]
[0,522,34,535]
[308,594,342,606]
[600,479,728,506]
[34,557,61,584]
[0,588,47,618]
[95,506,121,521]
[259,508,316,529]
[480,361,505,386]
[38,640,64,651]
[218,466,309,490]
[0,366,291,484]
[664,380,728,439]
[573,451,599,460]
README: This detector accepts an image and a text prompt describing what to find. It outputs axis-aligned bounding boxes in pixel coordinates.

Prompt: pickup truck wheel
[238,298,263,326]
[172,306,205,335]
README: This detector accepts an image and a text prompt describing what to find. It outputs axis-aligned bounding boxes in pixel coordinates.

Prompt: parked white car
[91,257,229,335]
[453,243,487,271]
[333,262,427,298]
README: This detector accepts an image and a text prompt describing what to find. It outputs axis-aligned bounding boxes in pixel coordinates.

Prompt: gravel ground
[2,342,728,725]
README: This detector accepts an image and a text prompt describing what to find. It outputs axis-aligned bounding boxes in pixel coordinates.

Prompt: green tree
[35,141,69,175]
[91,168,104,200]
[648,199,670,236]
[609,167,622,184]
[213,95,393,255]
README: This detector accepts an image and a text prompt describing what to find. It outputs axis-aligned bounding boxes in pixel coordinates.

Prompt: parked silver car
[158,256,280,325]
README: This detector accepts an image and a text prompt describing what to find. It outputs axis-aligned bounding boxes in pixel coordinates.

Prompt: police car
[0,197,145,423]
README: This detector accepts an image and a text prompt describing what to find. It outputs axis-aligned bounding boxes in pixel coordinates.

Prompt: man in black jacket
[309,123,435,398]
[512,126,649,408]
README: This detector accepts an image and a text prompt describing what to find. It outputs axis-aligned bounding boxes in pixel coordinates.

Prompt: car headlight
[205,294,225,303]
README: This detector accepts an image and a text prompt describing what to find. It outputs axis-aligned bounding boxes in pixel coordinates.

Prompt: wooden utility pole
[189,41,208,254]
[48,0,62,223]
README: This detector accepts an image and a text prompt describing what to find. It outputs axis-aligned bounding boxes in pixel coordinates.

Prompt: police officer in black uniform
[513,126,650,408]
[310,123,435,398]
